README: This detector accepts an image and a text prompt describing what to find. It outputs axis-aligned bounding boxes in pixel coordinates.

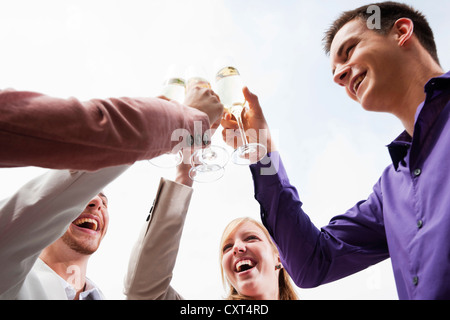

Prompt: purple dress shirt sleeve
[250,151,389,288]
[249,72,450,299]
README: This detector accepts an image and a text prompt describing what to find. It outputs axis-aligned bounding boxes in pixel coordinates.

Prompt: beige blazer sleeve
[124,178,193,300]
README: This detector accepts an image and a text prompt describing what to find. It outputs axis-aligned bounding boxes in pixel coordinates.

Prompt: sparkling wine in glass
[185,65,229,182]
[148,64,185,168]
[214,58,266,165]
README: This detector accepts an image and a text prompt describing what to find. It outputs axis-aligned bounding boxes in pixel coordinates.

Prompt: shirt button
[412,276,419,286]
[413,168,421,177]
[417,220,423,229]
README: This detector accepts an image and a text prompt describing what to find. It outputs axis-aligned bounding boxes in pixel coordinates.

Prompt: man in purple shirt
[222,2,448,299]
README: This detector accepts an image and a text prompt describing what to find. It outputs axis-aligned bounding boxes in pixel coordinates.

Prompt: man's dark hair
[323,1,440,65]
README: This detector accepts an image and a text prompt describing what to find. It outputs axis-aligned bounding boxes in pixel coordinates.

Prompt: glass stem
[233,113,249,147]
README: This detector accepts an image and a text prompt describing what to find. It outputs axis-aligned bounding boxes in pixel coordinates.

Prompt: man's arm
[124,177,193,300]
[220,87,389,287]
[0,88,216,171]
[250,152,390,288]
[0,165,129,299]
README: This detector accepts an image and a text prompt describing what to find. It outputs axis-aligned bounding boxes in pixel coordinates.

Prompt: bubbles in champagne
[215,66,245,116]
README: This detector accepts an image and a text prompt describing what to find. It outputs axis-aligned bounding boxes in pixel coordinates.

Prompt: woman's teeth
[236,259,255,272]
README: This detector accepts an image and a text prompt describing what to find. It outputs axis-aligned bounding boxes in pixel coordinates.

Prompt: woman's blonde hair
[219,217,299,300]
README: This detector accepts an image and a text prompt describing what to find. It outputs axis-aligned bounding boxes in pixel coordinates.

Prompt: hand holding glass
[214,60,266,165]
[186,65,229,182]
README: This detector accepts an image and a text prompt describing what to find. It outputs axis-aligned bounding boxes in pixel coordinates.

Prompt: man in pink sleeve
[0,85,223,299]
[0,86,223,171]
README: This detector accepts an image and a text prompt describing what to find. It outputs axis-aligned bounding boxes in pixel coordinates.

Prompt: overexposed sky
[0,0,449,299]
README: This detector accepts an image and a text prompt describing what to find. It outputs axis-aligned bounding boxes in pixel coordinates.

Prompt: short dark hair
[323,1,440,65]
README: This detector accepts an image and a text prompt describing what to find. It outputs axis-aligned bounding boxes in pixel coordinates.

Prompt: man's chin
[61,233,100,255]
[360,100,388,113]
[358,93,379,112]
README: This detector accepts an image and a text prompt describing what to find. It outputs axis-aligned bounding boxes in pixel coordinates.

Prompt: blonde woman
[220,217,298,300]
[124,163,298,300]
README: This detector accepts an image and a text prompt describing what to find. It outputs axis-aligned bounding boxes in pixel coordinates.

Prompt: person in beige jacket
[124,159,299,300]
[0,164,129,299]
[0,86,224,300]
[124,161,193,300]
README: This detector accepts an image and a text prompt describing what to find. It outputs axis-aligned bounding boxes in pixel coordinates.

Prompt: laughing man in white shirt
[0,165,128,300]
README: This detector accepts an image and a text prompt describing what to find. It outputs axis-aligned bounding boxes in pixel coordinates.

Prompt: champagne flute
[214,57,266,165]
[148,64,185,168]
[185,65,229,182]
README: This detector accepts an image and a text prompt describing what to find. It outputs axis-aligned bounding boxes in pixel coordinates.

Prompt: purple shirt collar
[388,70,450,170]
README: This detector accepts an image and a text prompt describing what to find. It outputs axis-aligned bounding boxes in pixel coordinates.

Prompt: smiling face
[61,193,109,255]
[220,220,281,300]
[330,18,410,114]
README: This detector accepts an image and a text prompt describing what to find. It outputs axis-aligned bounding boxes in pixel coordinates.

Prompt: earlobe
[394,18,414,47]
[275,256,283,270]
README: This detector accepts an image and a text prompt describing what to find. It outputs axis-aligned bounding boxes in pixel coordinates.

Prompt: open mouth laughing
[351,71,367,96]
[235,259,257,273]
[72,217,99,232]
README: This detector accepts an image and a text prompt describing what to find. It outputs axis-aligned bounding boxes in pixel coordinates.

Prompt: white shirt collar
[59,276,104,300]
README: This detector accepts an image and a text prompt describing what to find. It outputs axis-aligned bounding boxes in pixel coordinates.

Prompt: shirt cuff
[249,151,289,192]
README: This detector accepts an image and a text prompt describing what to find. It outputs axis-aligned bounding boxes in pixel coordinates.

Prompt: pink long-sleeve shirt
[0,89,209,171]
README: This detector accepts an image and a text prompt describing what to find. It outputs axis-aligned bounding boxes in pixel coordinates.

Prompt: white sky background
[0,0,449,300]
